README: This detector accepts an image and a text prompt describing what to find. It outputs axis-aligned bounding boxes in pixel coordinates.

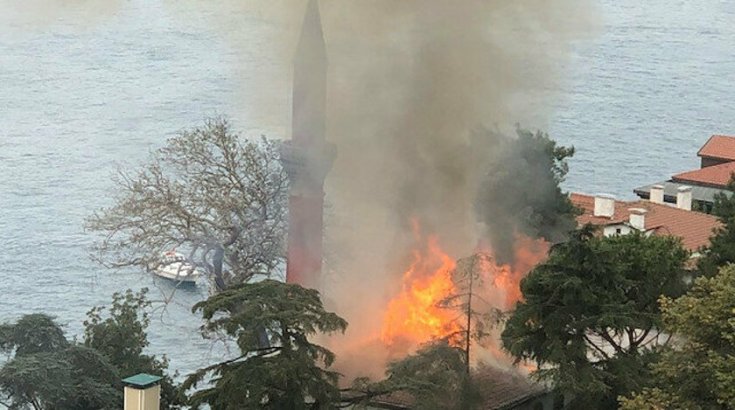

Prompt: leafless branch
[86,118,288,293]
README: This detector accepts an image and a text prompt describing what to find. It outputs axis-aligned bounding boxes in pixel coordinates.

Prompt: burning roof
[379,221,548,359]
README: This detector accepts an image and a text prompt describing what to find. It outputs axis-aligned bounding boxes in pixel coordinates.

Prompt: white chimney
[593,194,616,218]
[629,208,647,230]
[650,184,665,204]
[123,374,161,410]
[677,186,692,211]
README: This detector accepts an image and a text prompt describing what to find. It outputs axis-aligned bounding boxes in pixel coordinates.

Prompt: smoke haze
[306,0,597,379]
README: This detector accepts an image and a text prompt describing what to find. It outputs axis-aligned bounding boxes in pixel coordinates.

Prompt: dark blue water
[1,0,734,382]
[552,1,735,195]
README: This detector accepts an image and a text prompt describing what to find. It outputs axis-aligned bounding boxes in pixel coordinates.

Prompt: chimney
[593,194,616,218]
[123,373,162,410]
[628,208,647,230]
[650,184,665,204]
[676,186,692,211]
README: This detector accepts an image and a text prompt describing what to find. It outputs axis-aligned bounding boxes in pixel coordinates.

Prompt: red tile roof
[570,193,720,251]
[672,161,735,188]
[698,135,735,161]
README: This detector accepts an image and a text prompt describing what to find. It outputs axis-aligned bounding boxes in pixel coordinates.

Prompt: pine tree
[698,179,735,277]
[182,280,347,409]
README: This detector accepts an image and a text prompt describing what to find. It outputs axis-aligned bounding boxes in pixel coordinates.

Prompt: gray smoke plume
[308,0,597,379]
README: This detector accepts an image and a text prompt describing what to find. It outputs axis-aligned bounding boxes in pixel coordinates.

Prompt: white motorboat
[154,251,202,284]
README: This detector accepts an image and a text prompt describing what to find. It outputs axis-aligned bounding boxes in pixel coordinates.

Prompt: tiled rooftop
[571,193,720,251]
[672,161,735,188]
[697,135,735,161]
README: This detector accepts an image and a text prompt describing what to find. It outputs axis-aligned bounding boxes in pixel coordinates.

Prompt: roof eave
[697,134,718,157]
[671,177,728,190]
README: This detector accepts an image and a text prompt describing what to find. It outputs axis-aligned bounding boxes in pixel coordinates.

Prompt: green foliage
[0,315,121,410]
[182,280,348,409]
[475,127,578,259]
[619,388,683,410]
[0,314,68,357]
[698,179,735,277]
[62,346,122,408]
[368,341,480,410]
[0,290,181,410]
[83,288,184,409]
[712,179,735,219]
[501,228,690,409]
[620,265,735,409]
[84,289,152,373]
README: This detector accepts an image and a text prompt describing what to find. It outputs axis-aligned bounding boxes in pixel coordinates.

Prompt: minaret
[281,0,335,289]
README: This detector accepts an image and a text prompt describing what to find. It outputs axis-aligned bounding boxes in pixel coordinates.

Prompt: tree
[356,341,479,410]
[348,255,500,410]
[698,179,735,277]
[501,228,690,409]
[619,265,735,410]
[474,127,578,260]
[83,288,184,408]
[439,252,504,375]
[0,314,121,410]
[182,280,348,409]
[86,117,289,290]
[0,290,181,410]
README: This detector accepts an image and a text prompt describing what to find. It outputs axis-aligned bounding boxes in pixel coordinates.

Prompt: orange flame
[381,233,459,347]
[380,222,549,356]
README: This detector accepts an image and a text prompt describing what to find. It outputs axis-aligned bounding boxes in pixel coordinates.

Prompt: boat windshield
[162,253,187,264]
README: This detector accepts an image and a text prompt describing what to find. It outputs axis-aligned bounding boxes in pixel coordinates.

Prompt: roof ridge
[697,134,717,157]
[698,134,735,160]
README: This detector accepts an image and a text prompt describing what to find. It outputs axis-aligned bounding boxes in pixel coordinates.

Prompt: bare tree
[86,117,289,290]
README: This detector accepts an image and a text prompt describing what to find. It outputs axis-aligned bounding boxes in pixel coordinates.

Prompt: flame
[380,221,550,356]
[483,235,550,310]
[381,232,459,347]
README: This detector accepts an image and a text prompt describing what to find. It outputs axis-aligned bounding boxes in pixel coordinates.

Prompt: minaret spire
[281,0,335,289]
[292,0,327,146]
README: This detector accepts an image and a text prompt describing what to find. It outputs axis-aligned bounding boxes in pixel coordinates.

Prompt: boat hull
[154,263,201,284]
[153,270,200,284]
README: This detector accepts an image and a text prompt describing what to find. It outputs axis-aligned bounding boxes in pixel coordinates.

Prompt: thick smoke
[307,0,597,379]
[322,0,594,255]
[159,2,595,265]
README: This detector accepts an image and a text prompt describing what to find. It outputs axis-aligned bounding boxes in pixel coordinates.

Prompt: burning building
[277,0,594,399]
